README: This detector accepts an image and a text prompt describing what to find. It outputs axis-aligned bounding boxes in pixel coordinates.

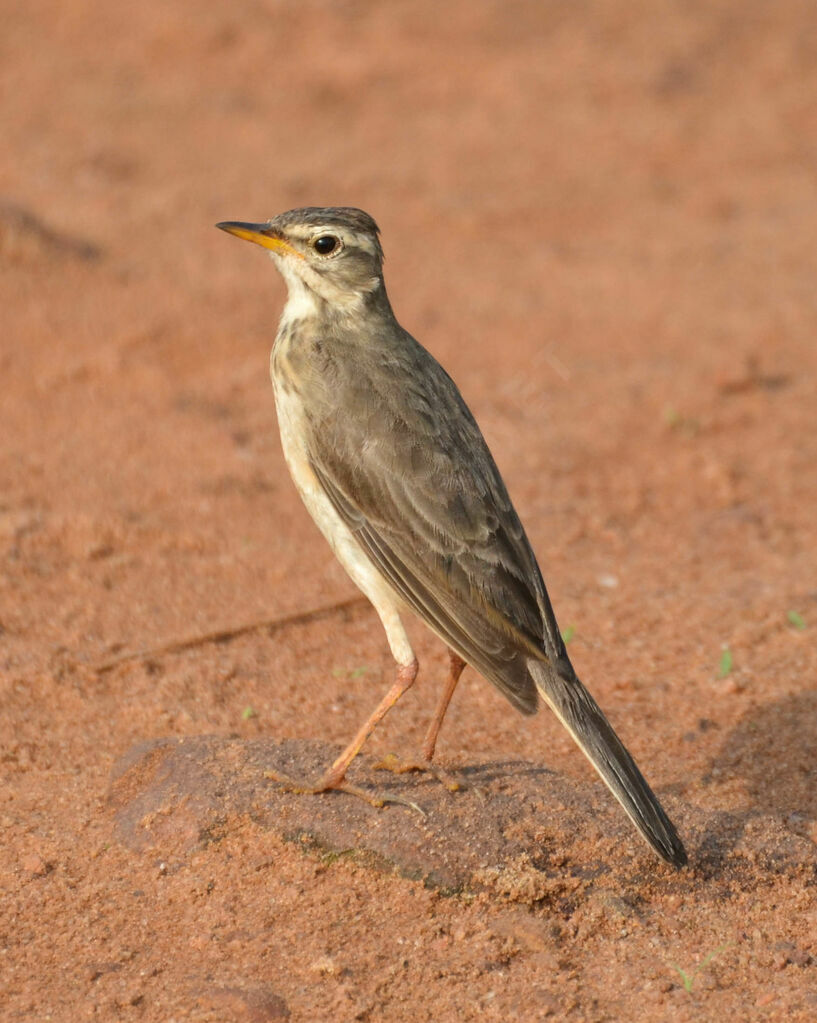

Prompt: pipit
[217,207,687,867]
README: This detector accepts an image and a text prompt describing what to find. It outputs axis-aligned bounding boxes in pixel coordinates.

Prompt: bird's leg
[422,650,466,761]
[374,649,466,792]
[319,658,419,789]
[265,658,421,809]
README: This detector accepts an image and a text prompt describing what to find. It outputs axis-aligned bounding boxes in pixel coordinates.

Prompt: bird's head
[217,206,386,317]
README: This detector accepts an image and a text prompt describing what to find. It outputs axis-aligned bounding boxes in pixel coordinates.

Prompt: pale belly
[270,364,414,668]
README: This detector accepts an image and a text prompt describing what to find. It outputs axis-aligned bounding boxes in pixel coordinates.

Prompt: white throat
[274,255,322,324]
[271,249,383,324]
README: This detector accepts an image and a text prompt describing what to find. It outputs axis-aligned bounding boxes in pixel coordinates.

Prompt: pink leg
[321,659,419,787]
[265,659,420,807]
[374,650,466,793]
[421,650,466,762]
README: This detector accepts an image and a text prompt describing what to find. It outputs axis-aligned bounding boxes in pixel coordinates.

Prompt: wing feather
[300,328,573,712]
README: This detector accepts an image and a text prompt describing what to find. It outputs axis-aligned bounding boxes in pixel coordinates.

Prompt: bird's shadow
[447,758,557,786]
[696,687,817,871]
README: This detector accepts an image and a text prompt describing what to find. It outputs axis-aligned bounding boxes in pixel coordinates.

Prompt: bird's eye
[313,235,339,255]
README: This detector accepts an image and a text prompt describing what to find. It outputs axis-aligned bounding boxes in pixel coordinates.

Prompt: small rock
[310,955,341,976]
[196,985,290,1021]
[597,573,619,589]
[21,852,50,876]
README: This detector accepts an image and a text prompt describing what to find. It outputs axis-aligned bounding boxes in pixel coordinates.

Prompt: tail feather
[528,660,687,867]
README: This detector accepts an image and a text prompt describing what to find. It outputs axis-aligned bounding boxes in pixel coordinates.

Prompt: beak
[216,221,302,258]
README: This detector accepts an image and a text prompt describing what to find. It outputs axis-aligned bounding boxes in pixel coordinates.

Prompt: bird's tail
[528,660,687,867]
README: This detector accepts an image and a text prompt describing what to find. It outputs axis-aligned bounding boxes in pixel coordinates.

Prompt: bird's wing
[304,333,572,713]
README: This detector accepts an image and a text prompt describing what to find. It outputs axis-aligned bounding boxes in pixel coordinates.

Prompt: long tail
[528,660,687,867]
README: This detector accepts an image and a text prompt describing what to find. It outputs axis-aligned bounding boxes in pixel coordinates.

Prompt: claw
[372,752,461,793]
[263,768,426,815]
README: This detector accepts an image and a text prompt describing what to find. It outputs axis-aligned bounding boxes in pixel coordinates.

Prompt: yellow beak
[216,221,303,258]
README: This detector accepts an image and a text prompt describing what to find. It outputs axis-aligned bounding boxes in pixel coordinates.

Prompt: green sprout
[718,647,733,678]
[332,665,369,679]
[664,406,700,436]
[241,706,256,721]
[561,625,575,644]
[673,943,731,993]
[787,610,806,630]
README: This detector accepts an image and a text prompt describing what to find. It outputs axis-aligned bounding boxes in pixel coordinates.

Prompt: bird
[216,206,687,867]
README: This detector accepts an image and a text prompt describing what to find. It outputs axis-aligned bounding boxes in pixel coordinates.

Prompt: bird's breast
[268,335,409,659]
[270,329,312,479]
[270,320,300,396]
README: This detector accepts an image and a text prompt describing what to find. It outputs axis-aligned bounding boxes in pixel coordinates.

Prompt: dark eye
[313,235,339,255]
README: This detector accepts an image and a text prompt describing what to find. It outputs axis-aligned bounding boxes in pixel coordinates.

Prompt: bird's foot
[263,767,425,815]
[372,752,461,793]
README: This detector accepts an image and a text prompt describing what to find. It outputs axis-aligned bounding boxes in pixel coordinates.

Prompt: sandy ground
[2,0,817,1019]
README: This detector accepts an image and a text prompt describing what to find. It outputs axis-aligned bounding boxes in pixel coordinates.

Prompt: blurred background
[4,0,815,659]
[2,1,817,1016]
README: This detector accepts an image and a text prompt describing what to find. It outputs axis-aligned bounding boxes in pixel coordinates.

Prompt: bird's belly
[271,370,414,666]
